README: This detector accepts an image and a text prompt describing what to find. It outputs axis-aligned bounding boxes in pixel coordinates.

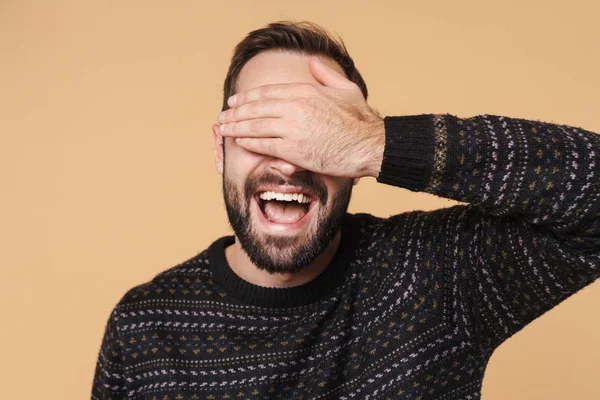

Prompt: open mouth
[254,190,316,225]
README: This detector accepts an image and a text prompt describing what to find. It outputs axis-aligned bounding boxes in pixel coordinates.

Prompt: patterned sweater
[92,114,600,400]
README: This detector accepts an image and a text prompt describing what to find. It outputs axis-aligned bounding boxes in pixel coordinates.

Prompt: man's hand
[216,56,385,179]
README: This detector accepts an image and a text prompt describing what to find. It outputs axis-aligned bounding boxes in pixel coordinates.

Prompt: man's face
[214,51,356,274]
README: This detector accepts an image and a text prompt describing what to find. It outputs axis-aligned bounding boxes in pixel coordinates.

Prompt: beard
[222,166,353,275]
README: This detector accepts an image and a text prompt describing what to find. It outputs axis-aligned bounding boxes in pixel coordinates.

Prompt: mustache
[244,171,327,205]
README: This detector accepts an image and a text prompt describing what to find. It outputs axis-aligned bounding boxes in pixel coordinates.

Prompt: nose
[268,157,307,176]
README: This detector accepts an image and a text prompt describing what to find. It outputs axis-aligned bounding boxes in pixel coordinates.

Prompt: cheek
[224,146,268,197]
[226,143,266,172]
[229,140,266,163]
[324,179,353,204]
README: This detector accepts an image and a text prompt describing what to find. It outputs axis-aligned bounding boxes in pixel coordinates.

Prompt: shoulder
[114,246,215,311]
[348,205,474,247]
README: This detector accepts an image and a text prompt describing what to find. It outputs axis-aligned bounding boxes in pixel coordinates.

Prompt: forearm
[376,113,600,236]
[373,113,600,348]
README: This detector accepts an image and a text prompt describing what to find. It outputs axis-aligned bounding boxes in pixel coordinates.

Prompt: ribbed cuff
[376,115,437,192]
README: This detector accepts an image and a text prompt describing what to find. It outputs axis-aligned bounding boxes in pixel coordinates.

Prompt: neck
[224,232,341,288]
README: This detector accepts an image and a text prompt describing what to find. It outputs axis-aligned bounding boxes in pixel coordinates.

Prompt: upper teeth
[259,191,312,203]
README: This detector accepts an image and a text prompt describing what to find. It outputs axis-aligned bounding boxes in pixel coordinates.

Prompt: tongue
[263,201,308,224]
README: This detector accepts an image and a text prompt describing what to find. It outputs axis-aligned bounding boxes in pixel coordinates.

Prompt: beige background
[1,0,599,399]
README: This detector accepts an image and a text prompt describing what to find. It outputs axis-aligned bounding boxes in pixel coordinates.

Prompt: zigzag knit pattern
[92,114,600,399]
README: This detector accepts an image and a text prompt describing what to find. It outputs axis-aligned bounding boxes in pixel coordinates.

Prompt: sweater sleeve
[91,305,127,400]
[377,114,600,349]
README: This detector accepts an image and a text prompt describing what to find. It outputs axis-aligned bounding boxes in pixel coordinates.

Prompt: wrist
[362,116,385,178]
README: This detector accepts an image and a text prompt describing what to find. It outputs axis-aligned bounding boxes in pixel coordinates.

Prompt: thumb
[309,56,352,89]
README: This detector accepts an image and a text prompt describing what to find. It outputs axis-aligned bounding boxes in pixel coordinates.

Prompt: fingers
[218,99,288,124]
[227,82,315,108]
[235,137,283,158]
[218,118,285,138]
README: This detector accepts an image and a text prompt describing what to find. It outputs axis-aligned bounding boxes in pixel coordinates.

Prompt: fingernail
[218,111,225,122]
[219,124,225,132]
[228,96,236,107]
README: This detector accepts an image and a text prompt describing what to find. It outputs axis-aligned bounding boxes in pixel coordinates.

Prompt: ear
[353,178,360,185]
[212,124,224,175]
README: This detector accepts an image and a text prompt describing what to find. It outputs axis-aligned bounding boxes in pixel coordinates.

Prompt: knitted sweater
[92,114,600,400]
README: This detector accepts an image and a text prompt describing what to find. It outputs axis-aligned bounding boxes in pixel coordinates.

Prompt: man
[92,21,600,399]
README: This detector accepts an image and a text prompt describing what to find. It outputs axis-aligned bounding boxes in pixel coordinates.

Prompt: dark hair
[221,20,368,112]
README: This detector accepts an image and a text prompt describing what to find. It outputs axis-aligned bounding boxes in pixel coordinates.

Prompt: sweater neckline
[208,213,360,308]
